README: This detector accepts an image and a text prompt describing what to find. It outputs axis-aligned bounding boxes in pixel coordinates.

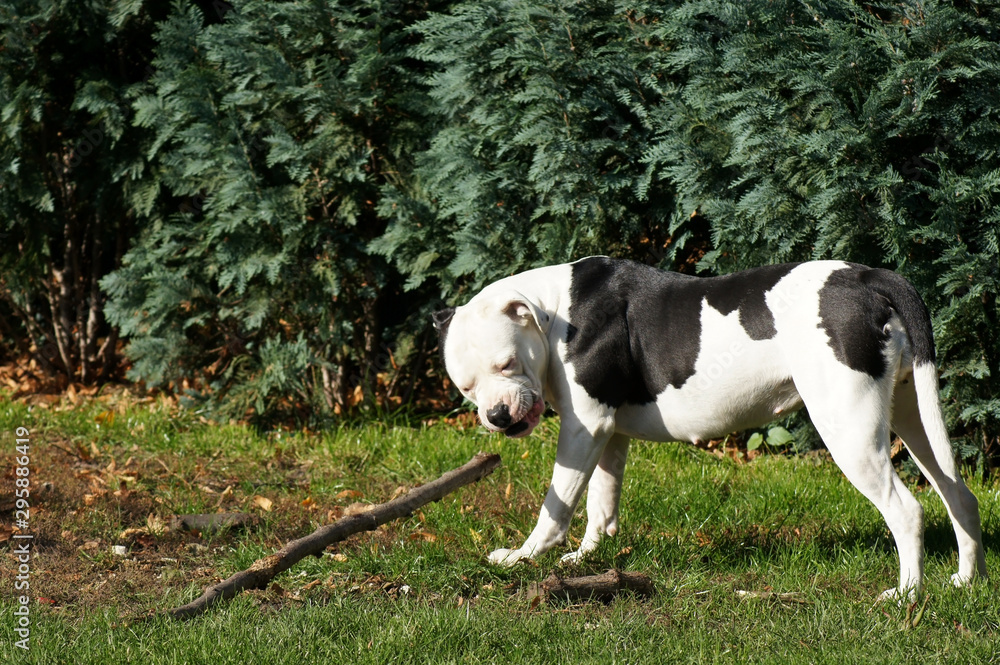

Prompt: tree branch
[166,451,502,620]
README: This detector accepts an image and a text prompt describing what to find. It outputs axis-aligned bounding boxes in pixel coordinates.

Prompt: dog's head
[434,291,550,438]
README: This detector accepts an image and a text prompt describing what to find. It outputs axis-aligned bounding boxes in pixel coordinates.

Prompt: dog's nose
[486,403,512,429]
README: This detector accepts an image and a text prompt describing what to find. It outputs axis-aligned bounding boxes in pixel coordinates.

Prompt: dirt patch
[0,431,359,616]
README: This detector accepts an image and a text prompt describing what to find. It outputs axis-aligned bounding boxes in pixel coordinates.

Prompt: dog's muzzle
[485,395,544,438]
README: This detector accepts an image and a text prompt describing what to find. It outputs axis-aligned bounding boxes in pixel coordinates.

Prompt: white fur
[444,259,986,600]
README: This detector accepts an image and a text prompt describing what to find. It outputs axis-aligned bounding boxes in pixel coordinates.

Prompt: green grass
[1,396,999,663]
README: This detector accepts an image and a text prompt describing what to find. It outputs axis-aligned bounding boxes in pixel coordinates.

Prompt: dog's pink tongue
[520,399,544,430]
[528,399,544,420]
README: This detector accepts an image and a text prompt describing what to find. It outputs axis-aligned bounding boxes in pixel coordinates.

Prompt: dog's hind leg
[891,365,986,586]
[795,364,925,602]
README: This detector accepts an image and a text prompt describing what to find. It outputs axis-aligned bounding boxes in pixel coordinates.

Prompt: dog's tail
[868,269,956,471]
[911,359,955,469]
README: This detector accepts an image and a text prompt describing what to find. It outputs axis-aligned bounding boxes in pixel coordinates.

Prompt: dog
[433,257,986,600]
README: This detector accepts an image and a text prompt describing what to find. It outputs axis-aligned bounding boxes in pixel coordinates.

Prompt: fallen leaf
[95,410,116,427]
[118,527,148,540]
[408,531,437,543]
[75,442,93,461]
[146,514,167,534]
[342,502,369,517]
[253,495,274,512]
[336,489,364,501]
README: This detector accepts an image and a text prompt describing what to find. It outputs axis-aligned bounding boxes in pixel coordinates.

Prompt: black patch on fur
[565,258,798,408]
[703,264,795,340]
[863,268,935,365]
[818,265,935,377]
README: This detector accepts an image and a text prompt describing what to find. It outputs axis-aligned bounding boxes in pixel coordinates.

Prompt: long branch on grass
[166,451,502,620]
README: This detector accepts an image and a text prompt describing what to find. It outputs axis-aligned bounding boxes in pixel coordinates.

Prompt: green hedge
[101,0,447,419]
[2,1,997,463]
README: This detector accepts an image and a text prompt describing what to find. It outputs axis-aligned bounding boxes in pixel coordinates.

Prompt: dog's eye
[500,358,516,373]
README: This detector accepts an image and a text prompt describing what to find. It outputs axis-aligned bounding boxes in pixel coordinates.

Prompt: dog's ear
[499,292,552,334]
[432,307,456,331]
[432,307,456,371]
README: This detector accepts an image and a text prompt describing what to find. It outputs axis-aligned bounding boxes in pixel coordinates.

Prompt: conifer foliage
[102,0,443,419]
[637,0,1000,462]
[381,0,999,461]
[1,1,997,460]
[374,0,679,296]
[0,0,164,382]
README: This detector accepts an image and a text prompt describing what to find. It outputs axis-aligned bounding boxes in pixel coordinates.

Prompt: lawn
[1,392,999,664]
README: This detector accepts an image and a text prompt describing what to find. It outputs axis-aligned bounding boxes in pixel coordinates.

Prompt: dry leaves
[252,496,274,512]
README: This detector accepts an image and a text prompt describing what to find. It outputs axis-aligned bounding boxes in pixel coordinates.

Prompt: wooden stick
[526,569,654,604]
[166,451,501,620]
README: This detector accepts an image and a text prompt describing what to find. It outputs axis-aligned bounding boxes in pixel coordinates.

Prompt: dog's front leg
[489,415,613,566]
[561,432,629,564]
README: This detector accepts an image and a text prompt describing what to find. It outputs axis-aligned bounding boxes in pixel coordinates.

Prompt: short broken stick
[526,569,654,604]
[166,451,502,620]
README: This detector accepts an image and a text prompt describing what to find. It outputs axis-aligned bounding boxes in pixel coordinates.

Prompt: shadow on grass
[582,514,999,576]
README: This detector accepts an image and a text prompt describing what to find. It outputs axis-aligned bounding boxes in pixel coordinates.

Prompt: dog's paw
[877,587,918,605]
[488,548,528,567]
[559,549,588,566]
[950,572,975,588]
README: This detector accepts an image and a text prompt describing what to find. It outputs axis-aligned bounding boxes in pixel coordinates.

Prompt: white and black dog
[433,257,986,600]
